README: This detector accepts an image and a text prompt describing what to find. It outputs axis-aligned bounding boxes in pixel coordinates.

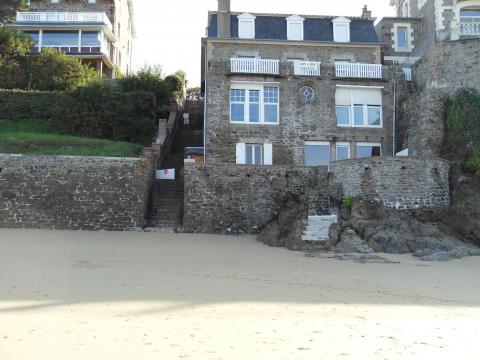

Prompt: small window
[230,89,246,122]
[238,13,256,39]
[263,87,279,123]
[236,143,272,165]
[354,105,364,126]
[246,144,263,165]
[305,142,330,167]
[336,143,351,161]
[332,17,351,43]
[357,143,382,158]
[367,106,382,126]
[397,26,408,49]
[336,106,350,126]
[287,15,304,41]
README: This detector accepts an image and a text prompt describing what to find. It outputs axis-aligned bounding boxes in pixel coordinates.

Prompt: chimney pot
[361,5,372,19]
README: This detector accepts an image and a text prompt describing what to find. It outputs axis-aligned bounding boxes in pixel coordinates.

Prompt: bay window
[335,86,383,128]
[230,83,279,124]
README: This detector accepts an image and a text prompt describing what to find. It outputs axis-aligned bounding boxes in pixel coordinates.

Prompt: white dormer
[332,17,351,43]
[238,13,256,39]
[286,15,305,41]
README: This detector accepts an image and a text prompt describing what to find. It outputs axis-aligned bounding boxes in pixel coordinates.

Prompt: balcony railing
[460,22,480,36]
[16,12,112,28]
[293,60,321,76]
[402,67,412,81]
[231,58,280,75]
[335,62,383,79]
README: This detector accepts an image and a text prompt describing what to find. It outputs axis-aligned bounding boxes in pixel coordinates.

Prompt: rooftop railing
[16,12,112,28]
[335,62,383,79]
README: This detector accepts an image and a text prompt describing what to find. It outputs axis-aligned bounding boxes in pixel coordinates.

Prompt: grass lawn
[0,120,144,157]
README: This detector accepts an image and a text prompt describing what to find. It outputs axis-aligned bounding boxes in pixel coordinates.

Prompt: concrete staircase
[301,214,338,242]
[145,179,184,228]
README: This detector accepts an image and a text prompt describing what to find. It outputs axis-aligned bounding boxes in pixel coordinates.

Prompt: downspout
[393,80,397,156]
[203,44,208,162]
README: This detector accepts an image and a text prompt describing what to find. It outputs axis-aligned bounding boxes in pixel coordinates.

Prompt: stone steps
[301,215,337,242]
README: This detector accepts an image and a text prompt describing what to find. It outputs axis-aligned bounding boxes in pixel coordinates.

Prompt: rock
[335,228,375,254]
[257,223,285,247]
[418,246,480,261]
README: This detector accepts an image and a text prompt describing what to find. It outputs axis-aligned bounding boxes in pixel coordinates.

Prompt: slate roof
[207,13,380,44]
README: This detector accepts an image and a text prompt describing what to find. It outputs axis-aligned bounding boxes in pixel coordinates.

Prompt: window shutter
[264,143,273,165]
[236,143,246,164]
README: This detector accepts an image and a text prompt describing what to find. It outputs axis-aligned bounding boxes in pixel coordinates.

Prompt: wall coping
[0,154,144,162]
[331,156,450,165]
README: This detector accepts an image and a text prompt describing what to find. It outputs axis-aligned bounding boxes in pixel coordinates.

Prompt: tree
[0,0,28,23]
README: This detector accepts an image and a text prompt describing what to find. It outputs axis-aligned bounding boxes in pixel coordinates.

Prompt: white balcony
[335,62,383,79]
[402,67,413,81]
[231,58,280,75]
[293,60,321,76]
[460,22,480,36]
[16,12,112,28]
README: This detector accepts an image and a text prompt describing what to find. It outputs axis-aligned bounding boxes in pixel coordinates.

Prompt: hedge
[0,89,59,120]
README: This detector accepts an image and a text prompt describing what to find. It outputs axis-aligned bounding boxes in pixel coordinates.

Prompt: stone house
[376,0,480,68]
[201,0,406,168]
[8,0,135,77]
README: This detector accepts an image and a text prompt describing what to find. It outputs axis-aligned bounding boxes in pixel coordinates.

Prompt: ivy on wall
[445,89,480,173]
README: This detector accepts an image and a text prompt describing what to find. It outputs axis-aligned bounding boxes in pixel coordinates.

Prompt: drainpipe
[203,46,208,162]
[393,80,397,156]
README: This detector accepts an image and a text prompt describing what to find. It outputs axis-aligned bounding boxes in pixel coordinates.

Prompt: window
[230,84,279,124]
[25,31,39,44]
[88,0,97,3]
[335,87,383,128]
[286,15,304,41]
[460,9,480,35]
[51,0,59,3]
[336,143,351,161]
[356,143,382,158]
[81,31,100,46]
[332,17,351,43]
[236,143,273,165]
[238,13,256,39]
[42,31,79,46]
[397,26,408,49]
[304,141,330,167]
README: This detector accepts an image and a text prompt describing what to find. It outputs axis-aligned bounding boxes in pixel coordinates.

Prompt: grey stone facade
[0,155,150,231]
[203,39,405,165]
[330,157,451,210]
[183,162,329,234]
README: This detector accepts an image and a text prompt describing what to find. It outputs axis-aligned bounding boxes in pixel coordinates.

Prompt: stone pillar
[217,0,231,38]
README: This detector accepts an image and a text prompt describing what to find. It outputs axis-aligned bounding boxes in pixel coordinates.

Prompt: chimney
[217,0,231,38]
[361,5,372,19]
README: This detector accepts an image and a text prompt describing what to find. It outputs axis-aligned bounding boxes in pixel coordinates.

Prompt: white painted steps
[301,214,337,242]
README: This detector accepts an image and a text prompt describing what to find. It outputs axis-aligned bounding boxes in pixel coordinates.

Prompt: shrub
[466,153,480,174]
[342,195,354,208]
[118,65,171,105]
[0,89,59,120]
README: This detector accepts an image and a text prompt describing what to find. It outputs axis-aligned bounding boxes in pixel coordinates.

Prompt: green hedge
[0,87,157,145]
[0,90,59,120]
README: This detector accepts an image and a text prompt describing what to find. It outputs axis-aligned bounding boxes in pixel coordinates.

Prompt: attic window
[332,17,351,43]
[238,13,256,39]
[286,15,305,41]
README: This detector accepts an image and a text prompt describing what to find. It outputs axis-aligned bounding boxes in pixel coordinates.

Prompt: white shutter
[352,88,382,105]
[263,143,273,165]
[236,143,246,164]
[335,88,351,106]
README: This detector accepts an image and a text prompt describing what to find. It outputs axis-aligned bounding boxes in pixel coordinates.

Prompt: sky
[132,0,395,86]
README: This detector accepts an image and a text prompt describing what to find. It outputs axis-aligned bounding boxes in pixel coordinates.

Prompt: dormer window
[238,13,256,39]
[286,15,305,41]
[332,17,351,43]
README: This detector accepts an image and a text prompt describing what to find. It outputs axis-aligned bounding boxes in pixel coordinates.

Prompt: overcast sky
[132,0,395,86]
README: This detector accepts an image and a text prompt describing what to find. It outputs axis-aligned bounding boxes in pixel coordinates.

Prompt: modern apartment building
[9,0,135,77]
[201,0,406,167]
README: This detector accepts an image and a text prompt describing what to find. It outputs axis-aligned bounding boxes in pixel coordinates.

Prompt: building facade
[9,0,135,77]
[376,0,480,66]
[202,1,405,168]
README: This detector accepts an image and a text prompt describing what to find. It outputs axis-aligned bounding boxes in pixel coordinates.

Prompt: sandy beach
[0,229,479,359]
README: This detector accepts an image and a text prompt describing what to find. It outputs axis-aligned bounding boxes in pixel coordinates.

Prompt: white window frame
[392,23,414,52]
[246,144,263,165]
[332,17,351,43]
[236,143,273,165]
[304,141,331,167]
[286,15,305,41]
[238,13,256,39]
[356,142,382,158]
[336,142,351,161]
[230,82,280,125]
[335,86,384,129]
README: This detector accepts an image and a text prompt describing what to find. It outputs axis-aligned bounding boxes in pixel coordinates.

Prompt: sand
[0,229,479,359]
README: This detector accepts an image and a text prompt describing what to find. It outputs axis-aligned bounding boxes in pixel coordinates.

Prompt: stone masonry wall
[330,157,450,210]
[0,155,150,231]
[205,40,405,166]
[402,39,480,156]
[183,162,329,234]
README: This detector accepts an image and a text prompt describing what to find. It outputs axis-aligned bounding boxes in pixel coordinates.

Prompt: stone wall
[330,157,450,210]
[183,162,330,234]
[402,38,480,156]
[205,40,405,166]
[0,155,150,231]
